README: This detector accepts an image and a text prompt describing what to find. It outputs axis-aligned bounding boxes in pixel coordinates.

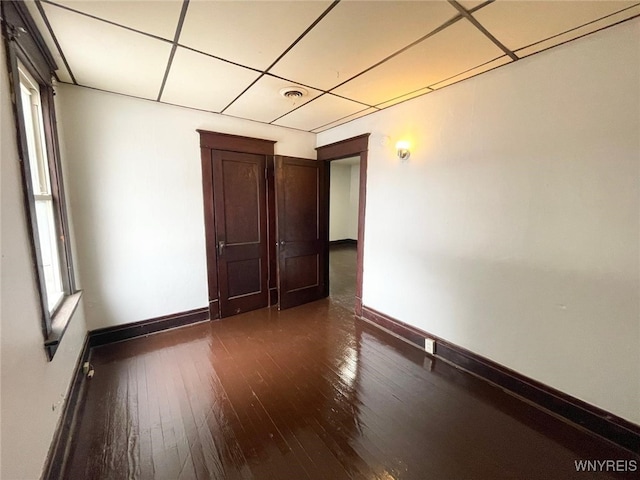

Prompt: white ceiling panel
[273,94,367,131]
[43,2,171,99]
[429,55,512,90]
[311,107,378,133]
[179,0,332,71]
[375,87,432,109]
[332,20,504,106]
[270,0,459,91]
[161,47,261,112]
[225,75,322,124]
[457,1,489,11]
[473,0,639,52]
[24,1,73,83]
[517,5,640,58]
[50,0,183,40]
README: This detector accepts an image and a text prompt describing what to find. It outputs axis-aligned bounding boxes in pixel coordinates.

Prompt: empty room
[1,1,639,479]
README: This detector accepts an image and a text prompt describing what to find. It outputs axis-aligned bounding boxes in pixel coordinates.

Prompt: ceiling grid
[156,0,191,102]
[26,0,640,132]
[33,0,77,84]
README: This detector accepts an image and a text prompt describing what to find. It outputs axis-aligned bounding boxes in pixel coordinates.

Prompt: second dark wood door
[212,150,269,317]
[275,156,328,310]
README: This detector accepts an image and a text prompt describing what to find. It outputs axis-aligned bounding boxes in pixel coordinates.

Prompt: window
[18,65,66,314]
[3,0,80,359]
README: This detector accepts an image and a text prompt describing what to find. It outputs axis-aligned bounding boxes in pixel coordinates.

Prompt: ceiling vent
[280,87,308,99]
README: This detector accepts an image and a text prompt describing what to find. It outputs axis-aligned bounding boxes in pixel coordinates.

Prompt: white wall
[57,85,316,330]
[348,163,360,240]
[330,163,351,240]
[318,20,640,424]
[330,160,360,241]
[1,42,89,479]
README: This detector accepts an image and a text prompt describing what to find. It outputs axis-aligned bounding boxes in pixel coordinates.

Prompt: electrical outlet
[425,338,436,355]
[83,362,95,378]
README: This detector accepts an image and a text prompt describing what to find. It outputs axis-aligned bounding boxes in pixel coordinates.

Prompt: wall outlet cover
[425,338,436,355]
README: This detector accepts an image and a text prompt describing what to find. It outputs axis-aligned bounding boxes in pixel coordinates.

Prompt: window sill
[44,291,83,360]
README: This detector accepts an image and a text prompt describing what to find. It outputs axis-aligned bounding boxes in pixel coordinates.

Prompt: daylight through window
[18,63,65,313]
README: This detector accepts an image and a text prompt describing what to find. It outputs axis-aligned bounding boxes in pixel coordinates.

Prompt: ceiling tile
[311,107,378,133]
[225,75,322,124]
[517,6,640,58]
[179,1,333,71]
[429,55,512,89]
[161,47,261,112]
[50,0,183,40]
[270,0,459,91]
[473,0,639,52]
[375,87,432,109]
[24,1,73,83]
[42,3,171,99]
[332,20,504,106]
[273,94,367,131]
[457,1,489,11]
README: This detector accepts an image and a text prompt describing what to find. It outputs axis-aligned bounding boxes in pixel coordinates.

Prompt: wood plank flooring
[62,248,638,479]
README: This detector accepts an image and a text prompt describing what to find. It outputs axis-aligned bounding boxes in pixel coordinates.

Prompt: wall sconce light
[396,141,410,161]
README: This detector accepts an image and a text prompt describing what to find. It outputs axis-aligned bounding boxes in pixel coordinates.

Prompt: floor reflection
[64,297,638,480]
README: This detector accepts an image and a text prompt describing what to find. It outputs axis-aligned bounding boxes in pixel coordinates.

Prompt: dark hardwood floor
[62,249,638,479]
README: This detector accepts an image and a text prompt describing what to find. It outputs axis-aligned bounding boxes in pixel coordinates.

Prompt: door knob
[217,240,225,256]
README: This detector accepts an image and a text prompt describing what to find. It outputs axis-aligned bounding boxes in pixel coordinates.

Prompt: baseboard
[42,334,91,480]
[89,307,209,347]
[360,305,640,454]
[329,239,357,246]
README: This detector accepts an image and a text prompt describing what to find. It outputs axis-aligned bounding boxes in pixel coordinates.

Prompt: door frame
[198,130,276,320]
[316,134,370,316]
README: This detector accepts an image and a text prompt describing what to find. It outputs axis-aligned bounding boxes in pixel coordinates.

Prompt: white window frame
[18,64,66,314]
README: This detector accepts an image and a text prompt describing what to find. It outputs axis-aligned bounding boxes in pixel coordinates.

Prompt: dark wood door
[212,150,269,317]
[275,156,328,310]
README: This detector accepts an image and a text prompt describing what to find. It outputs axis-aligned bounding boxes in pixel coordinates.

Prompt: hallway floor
[61,296,637,479]
[329,243,357,312]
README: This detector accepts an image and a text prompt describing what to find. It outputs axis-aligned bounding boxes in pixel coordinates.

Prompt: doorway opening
[317,133,370,317]
[328,156,360,311]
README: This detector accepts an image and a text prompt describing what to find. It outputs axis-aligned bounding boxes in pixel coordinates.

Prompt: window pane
[35,199,64,311]
[19,67,51,195]
[19,63,66,314]
[19,83,43,193]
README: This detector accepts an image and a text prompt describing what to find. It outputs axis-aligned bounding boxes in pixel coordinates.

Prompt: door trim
[197,130,276,154]
[316,134,370,316]
[198,130,276,320]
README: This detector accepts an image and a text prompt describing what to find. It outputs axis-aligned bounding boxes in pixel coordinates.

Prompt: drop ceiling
[24,0,640,133]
